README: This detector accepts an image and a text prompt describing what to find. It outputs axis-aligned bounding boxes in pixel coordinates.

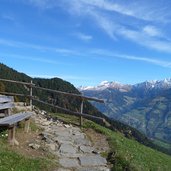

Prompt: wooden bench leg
[8,125,19,146]
[24,118,30,133]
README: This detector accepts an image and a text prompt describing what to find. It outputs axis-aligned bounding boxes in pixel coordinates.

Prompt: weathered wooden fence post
[80,99,84,127]
[30,80,33,111]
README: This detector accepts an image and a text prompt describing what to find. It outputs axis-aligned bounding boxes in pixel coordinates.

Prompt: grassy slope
[55,113,171,171]
[0,140,54,171]
[86,121,171,171]
[0,145,49,171]
[0,124,56,171]
[153,139,171,151]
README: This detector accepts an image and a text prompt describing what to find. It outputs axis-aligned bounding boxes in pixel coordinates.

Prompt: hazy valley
[80,80,171,148]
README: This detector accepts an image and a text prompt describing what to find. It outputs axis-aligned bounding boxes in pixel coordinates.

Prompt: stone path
[32,111,110,171]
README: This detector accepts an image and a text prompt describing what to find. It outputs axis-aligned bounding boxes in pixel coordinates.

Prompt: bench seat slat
[0,112,32,126]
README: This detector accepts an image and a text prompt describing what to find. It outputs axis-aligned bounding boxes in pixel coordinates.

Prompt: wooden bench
[0,95,32,145]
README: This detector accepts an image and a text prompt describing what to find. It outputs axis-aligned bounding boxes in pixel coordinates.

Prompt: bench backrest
[0,95,14,117]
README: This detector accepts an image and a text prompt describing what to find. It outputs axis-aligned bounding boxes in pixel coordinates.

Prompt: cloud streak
[68,0,171,23]
[22,0,171,53]
[26,0,170,22]
[0,53,72,66]
[90,49,171,68]
[0,38,79,56]
[74,32,92,41]
[62,0,171,53]
[1,37,171,69]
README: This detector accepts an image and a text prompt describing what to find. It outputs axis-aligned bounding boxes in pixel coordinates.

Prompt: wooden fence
[0,78,104,126]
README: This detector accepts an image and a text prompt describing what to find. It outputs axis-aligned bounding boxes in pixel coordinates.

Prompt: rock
[79,155,107,167]
[29,143,40,150]
[54,127,71,136]
[42,121,52,126]
[79,145,95,153]
[41,132,54,143]
[73,138,91,146]
[59,144,78,154]
[64,124,70,128]
[40,110,47,115]
[59,158,80,168]
[72,133,85,139]
[54,138,73,145]
[47,143,56,151]
[92,150,99,154]
[55,135,72,143]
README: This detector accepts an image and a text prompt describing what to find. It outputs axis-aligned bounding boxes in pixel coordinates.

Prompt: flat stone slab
[56,139,73,145]
[55,135,72,142]
[59,144,78,154]
[80,145,95,153]
[79,155,107,167]
[74,138,91,146]
[72,133,85,139]
[55,130,71,137]
[59,158,80,168]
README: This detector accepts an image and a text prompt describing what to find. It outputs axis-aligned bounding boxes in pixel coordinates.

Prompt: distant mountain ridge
[80,79,171,147]
[79,79,171,91]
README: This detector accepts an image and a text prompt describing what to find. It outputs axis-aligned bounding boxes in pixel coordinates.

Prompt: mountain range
[80,80,171,147]
[80,79,171,91]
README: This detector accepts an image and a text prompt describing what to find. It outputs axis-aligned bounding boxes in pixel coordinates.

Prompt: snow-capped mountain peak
[134,78,171,90]
[79,81,131,91]
[79,78,171,91]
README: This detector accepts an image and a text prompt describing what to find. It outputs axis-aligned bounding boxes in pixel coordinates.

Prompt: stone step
[79,155,107,167]
[59,158,80,168]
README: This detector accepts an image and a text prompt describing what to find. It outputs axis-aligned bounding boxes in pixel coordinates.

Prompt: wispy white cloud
[115,54,171,68]
[89,11,118,40]
[0,38,78,56]
[142,25,162,37]
[89,12,171,53]
[27,0,166,22]
[66,0,171,23]
[90,49,171,68]
[119,27,171,53]
[74,32,92,41]
[61,0,171,53]
[0,53,72,66]
[22,0,171,53]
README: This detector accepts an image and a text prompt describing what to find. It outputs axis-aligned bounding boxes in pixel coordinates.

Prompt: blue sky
[1,0,171,87]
